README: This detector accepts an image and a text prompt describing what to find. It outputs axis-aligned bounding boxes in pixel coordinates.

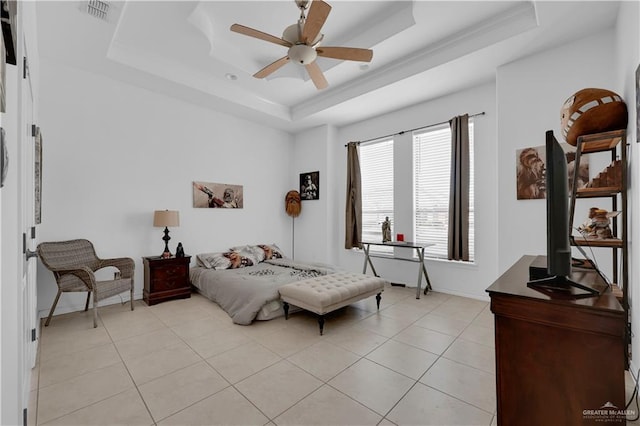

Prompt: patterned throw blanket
[190,259,341,325]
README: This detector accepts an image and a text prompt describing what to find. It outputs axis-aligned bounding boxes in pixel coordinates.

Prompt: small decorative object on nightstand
[143,255,191,305]
[176,242,185,258]
[153,210,179,258]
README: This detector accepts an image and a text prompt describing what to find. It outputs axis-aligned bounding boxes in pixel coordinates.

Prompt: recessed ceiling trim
[187,2,215,56]
[291,1,538,121]
[107,40,292,122]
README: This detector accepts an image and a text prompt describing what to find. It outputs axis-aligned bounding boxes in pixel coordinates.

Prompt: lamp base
[161,226,172,259]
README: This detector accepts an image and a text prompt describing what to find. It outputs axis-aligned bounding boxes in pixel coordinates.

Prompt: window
[360,138,393,254]
[413,122,474,260]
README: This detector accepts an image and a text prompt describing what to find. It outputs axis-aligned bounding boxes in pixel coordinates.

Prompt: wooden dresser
[143,255,191,305]
[486,255,626,425]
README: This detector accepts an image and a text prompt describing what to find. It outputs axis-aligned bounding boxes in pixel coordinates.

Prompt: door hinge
[22,232,26,254]
[22,56,27,79]
[31,328,36,342]
[31,124,37,137]
[23,408,27,426]
[31,226,36,239]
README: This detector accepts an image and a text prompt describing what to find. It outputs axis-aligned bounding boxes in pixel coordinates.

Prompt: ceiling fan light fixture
[282,23,301,44]
[288,44,317,65]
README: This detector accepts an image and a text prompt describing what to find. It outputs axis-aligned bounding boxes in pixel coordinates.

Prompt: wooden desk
[360,241,434,299]
[486,255,626,425]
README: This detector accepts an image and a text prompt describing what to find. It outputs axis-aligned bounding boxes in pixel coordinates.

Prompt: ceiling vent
[86,0,110,21]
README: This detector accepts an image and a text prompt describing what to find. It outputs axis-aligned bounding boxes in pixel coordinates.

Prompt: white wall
[291,125,332,262]
[615,0,640,374]
[36,59,295,317]
[333,82,499,300]
[496,29,617,275]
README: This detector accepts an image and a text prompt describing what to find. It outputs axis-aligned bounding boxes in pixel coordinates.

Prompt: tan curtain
[448,114,470,261]
[345,142,362,249]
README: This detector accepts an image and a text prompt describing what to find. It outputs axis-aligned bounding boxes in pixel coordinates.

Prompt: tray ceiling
[36,1,620,132]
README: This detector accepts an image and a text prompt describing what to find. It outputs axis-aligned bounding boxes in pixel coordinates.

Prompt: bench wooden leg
[376,293,382,310]
[283,302,290,320]
[318,315,325,335]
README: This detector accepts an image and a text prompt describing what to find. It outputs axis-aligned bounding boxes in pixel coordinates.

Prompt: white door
[20,45,38,408]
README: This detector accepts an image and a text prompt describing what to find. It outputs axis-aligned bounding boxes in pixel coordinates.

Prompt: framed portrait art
[516,143,588,200]
[0,127,7,188]
[35,127,42,223]
[193,181,244,208]
[636,63,639,142]
[300,171,319,200]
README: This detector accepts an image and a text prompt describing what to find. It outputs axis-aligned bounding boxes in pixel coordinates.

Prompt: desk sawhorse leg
[415,247,433,299]
[362,244,433,299]
[362,244,379,277]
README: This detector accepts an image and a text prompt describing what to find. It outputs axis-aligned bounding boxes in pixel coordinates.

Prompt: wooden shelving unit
[568,129,629,363]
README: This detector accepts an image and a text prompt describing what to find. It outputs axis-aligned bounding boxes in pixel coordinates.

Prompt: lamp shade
[153,210,179,227]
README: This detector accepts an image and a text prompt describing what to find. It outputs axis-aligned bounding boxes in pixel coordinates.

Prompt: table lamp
[153,210,179,258]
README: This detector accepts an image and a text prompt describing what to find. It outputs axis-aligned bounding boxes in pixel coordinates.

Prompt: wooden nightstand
[142,255,191,305]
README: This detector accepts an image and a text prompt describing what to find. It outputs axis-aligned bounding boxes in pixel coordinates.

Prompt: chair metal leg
[84,292,91,311]
[93,290,98,328]
[45,290,63,326]
[130,285,134,311]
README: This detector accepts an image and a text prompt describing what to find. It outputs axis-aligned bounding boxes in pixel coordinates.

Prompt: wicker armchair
[37,239,134,328]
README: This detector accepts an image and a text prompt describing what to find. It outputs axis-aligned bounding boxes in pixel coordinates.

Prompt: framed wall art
[35,127,42,223]
[516,143,588,200]
[0,127,7,188]
[300,171,319,200]
[193,181,243,208]
[0,23,5,113]
[636,63,639,142]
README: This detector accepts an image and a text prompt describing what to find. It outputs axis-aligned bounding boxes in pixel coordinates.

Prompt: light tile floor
[27,284,640,425]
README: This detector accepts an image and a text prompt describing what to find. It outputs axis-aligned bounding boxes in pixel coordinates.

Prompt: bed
[189,245,342,325]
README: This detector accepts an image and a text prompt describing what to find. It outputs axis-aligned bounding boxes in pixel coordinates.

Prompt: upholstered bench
[278,272,387,335]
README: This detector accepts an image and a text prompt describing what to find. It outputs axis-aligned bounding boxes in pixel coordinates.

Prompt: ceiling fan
[230,0,373,90]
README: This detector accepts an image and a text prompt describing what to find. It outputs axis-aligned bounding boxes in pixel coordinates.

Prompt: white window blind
[413,122,474,260]
[360,138,394,254]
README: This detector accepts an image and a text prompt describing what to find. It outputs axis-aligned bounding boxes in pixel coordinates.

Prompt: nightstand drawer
[152,264,188,281]
[143,256,192,306]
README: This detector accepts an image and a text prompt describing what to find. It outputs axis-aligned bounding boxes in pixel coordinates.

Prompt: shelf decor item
[153,210,179,258]
[560,88,628,146]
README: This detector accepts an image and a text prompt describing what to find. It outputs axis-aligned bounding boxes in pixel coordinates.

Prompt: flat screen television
[527,130,602,297]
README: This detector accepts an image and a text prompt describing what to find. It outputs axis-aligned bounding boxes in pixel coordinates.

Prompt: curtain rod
[344,111,485,147]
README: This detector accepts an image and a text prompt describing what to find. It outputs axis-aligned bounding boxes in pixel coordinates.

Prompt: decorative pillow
[196,251,255,270]
[230,245,265,263]
[228,251,256,268]
[257,244,285,260]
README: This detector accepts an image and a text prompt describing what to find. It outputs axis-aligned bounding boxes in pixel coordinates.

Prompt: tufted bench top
[278,272,387,316]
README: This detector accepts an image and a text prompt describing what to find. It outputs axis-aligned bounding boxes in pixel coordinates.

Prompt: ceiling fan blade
[230,24,292,48]
[253,56,290,79]
[305,61,328,90]
[302,0,331,45]
[316,46,373,62]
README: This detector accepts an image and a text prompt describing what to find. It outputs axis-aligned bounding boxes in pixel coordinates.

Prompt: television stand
[526,255,606,298]
[487,255,626,425]
[527,274,603,298]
